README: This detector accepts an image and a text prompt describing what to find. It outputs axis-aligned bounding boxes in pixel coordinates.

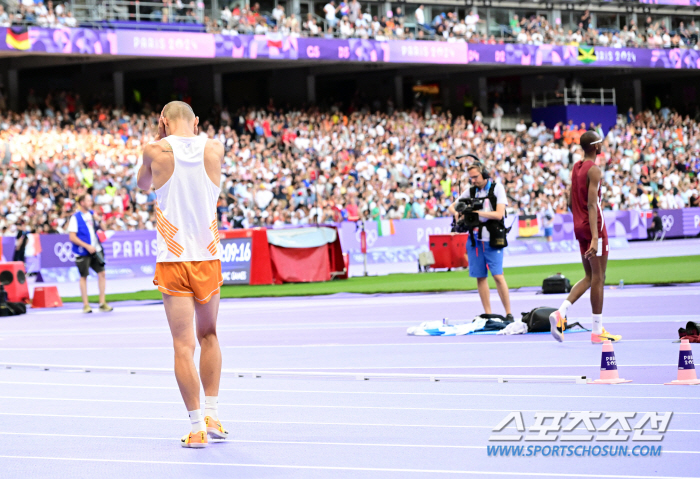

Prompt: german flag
[518,215,540,237]
[6,27,30,51]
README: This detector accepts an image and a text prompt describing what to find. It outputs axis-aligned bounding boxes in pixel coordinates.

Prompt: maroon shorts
[578,237,609,257]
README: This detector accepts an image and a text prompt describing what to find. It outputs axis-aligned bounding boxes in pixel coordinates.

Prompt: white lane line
[0,431,479,448]
[0,337,681,351]
[0,455,695,477]
[2,380,699,401]
[226,364,678,370]
[3,395,700,416]
[0,412,499,429]
[1,412,698,433]
[12,308,700,334]
[0,362,680,371]
[1,432,698,455]
[7,314,698,337]
[0,322,414,337]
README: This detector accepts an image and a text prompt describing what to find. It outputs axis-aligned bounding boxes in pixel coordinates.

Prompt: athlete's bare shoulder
[204,138,224,157]
[203,138,225,167]
[144,139,173,159]
[586,162,602,180]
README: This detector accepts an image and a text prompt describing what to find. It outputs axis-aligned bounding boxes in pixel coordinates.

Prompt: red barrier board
[429,234,469,269]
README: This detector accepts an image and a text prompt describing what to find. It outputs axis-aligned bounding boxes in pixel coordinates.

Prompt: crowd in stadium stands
[0,91,698,236]
[1,1,77,28]
[213,5,700,49]
[3,0,699,50]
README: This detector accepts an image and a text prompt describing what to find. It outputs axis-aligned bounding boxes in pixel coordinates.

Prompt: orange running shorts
[153,260,223,304]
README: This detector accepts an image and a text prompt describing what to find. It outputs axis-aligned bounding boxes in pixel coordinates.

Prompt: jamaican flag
[577,46,596,64]
[6,27,30,51]
[518,215,540,237]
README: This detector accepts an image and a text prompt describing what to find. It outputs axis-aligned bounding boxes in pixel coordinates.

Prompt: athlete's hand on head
[157,115,167,140]
[584,239,598,259]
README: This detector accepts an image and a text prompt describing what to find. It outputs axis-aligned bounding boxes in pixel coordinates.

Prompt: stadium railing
[531,88,617,108]
[71,0,204,25]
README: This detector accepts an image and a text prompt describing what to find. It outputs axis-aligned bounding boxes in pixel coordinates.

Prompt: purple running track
[0,284,698,478]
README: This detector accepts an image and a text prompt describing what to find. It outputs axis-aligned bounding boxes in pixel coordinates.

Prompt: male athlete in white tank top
[137,101,228,448]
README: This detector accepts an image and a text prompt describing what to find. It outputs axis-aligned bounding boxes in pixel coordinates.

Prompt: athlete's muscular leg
[565,255,593,305]
[588,255,608,315]
[195,294,222,397]
[163,294,200,411]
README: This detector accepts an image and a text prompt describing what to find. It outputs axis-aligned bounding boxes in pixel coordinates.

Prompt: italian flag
[377,219,395,237]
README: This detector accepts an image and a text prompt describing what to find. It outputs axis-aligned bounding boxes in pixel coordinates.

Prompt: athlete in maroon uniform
[571,157,608,257]
[549,131,621,344]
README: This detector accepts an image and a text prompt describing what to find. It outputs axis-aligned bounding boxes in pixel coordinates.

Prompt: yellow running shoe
[205,416,228,440]
[99,303,113,312]
[83,304,93,313]
[591,328,622,344]
[548,310,566,343]
[181,430,208,448]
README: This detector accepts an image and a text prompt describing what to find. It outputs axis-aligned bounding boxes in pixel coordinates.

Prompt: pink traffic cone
[665,339,700,385]
[589,340,632,384]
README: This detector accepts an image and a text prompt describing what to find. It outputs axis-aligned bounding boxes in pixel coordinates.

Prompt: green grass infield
[63,255,700,303]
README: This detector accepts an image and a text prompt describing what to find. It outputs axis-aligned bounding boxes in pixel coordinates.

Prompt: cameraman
[68,194,113,314]
[448,164,513,321]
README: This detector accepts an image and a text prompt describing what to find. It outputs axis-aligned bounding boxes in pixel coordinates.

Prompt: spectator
[579,9,591,30]
[688,20,699,45]
[490,103,503,133]
[647,209,663,239]
[510,14,521,37]
[272,4,285,25]
[348,0,361,24]
[324,0,340,30]
[0,6,9,27]
[414,4,425,28]
[465,9,480,36]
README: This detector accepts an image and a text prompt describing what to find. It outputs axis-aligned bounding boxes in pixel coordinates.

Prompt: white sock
[592,314,603,334]
[559,300,572,318]
[188,409,205,433]
[204,396,218,421]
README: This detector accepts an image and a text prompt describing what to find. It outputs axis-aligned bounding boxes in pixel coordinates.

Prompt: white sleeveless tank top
[154,135,221,263]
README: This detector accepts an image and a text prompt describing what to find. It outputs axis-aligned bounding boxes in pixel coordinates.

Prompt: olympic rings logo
[356,230,378,247]
[661,215,675,232]
[54,242,76,262]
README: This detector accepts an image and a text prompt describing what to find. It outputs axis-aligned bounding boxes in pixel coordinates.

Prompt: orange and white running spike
[205,416,229,439]
[549,310,566,342]
[181,430,208,448]
[591,328,622,344]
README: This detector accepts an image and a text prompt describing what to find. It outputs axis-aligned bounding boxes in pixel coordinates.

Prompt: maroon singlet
[571,160,607,241]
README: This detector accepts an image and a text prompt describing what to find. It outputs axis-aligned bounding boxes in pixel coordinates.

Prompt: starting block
[32,286,63,308]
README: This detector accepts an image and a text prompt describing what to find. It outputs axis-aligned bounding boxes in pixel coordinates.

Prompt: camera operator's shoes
[181,431,208,448]
[82,304,93,314]
[99,303,113,312]
[591,328,622,344]
[505,314,515,322]
[205,416,228,440]
[549,310,566,342]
